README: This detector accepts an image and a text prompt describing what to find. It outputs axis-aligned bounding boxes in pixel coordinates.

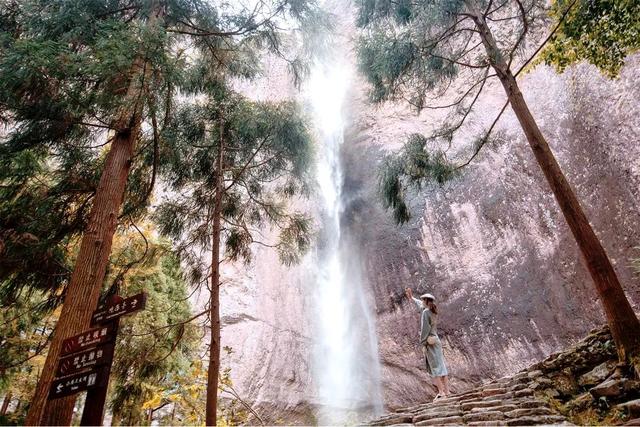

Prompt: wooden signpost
[49,368,109,399]
[60,324,116,357]
[56,342,115,377]
[47,292,146,426]
[90,293,147,326]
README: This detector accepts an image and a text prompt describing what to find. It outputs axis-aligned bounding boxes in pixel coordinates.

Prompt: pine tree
[155,82,313,425]
[356,0,640,366]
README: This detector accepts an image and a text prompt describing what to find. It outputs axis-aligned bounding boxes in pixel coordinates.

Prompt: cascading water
[306,48,384,424]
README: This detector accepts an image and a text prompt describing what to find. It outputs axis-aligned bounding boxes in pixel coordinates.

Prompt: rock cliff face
[341,55,640,409]
[217,26,640,423]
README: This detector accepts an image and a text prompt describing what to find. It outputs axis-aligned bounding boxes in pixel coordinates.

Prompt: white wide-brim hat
[420,293,435,301]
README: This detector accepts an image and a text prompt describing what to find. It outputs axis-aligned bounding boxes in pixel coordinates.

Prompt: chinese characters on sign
[48,293,146,407]
[56,342,115,377]
[48,368,108,399]
[60,324,115,357]
[90,293,146,326]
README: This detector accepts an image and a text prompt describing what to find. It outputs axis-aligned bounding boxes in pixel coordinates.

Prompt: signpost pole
[47,293,145,426]
[79,296,122,426]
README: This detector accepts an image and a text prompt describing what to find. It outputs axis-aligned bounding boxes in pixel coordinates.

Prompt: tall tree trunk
[471,10,640,363]
[24,6,165,424]
[24,39,156,427]
[1,392,11,415]
[205,120,225,426]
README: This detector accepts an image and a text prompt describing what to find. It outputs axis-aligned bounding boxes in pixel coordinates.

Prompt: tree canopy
[155,83,314,283]
[539,0,640,77]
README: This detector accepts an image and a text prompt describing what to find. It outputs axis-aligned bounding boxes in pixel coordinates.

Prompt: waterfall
[306,52,384,425]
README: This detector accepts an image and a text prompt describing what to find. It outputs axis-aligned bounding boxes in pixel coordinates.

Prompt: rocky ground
[368,326,640,426]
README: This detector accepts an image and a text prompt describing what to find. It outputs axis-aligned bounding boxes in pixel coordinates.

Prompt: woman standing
[405,287,451,400]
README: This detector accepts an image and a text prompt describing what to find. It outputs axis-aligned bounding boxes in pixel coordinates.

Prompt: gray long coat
[412,297,448,377]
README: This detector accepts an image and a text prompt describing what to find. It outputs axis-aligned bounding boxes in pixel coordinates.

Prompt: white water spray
[307,54,384,425]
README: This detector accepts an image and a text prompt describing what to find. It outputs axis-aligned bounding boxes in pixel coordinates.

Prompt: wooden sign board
[61,324,116,357]
[90,293,146,326]
[56,342,115,377]
[48,367,108,400]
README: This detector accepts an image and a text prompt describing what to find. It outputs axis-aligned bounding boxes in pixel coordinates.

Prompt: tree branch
[455,98,509,169]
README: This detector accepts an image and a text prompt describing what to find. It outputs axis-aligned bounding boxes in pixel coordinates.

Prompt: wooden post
[79,295,122,426]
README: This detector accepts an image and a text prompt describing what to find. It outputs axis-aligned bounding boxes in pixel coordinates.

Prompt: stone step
[528,370,544,379]
[468,421,507,426]
[509,399,549,409]
[470,404,517,413]
[513,388,535,398]
[427,397,464,407]
[395,396,463,412]
[483,387,508,397]
[482,384,507,391]
[368,413,413,425]
[505,415,566,426]
[461,399,503,411]
[505,407,553,418]
[508,382,531,392]
[479,391,515,402]
[455,391,484,401]
[372,376,564,426]
[414,415,464,426]
[463,410,507,423]
[413,409,463,423]
[413,401,461,413]
[394,404,429,413]
[415,403,461,412]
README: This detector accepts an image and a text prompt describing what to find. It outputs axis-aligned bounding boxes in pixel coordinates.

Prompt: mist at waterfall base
[305,60,384,424]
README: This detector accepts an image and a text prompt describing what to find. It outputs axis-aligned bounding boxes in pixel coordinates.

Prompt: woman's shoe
[432,393,442,402]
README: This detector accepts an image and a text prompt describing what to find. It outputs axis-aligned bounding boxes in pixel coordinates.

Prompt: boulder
[590,379,626,398]
[533,377,554,388]
[565,392,594,411]
[551,372,579,396]
[578,361,616,386]
[624,380,640,394]
[618,399,640,418]
[514,400,550,409]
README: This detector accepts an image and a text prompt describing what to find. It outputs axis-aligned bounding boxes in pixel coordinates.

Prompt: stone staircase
[368,370,569,426]
[368,326,640,426]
